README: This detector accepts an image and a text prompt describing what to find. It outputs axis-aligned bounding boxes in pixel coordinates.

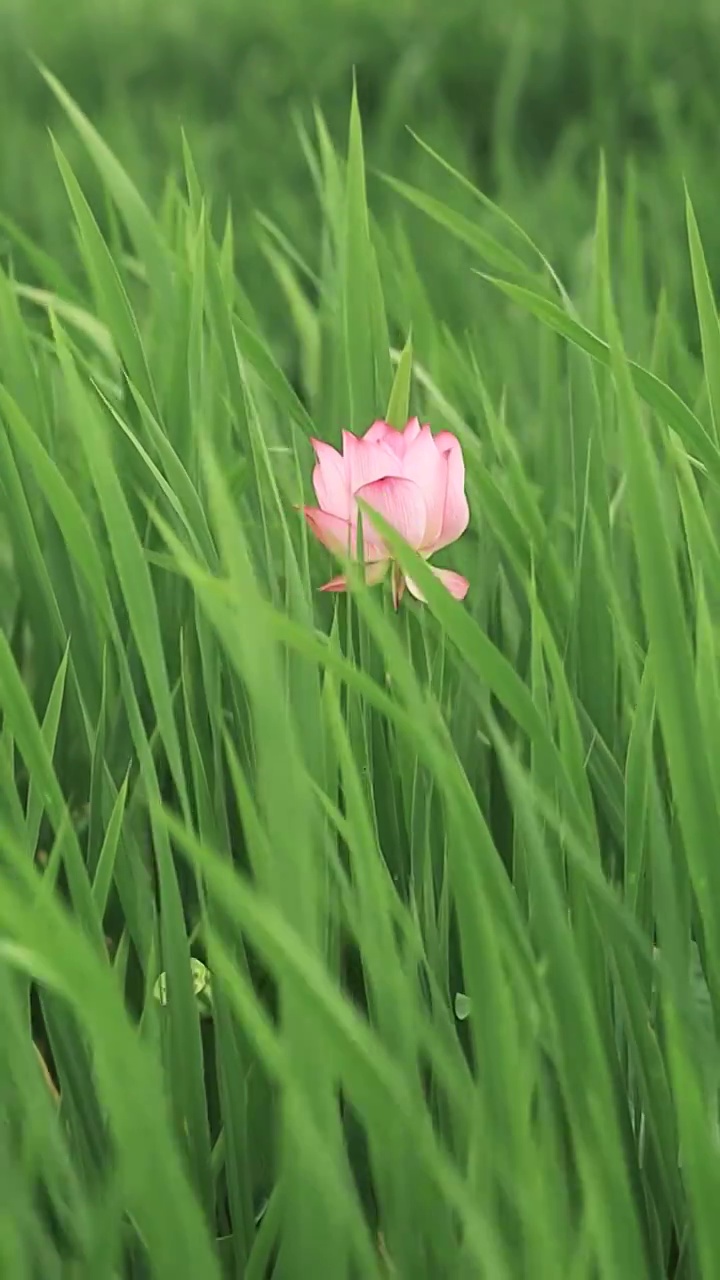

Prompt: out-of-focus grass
[2,0,720,348]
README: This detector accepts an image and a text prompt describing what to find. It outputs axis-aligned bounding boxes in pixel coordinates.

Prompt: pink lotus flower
[303,417,470,607]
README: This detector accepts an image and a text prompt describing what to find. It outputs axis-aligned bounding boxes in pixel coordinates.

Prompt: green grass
[4,0,720,349]
[3,45,720,1280]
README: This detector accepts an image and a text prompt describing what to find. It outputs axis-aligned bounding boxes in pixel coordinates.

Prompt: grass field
[3,4,720,1278]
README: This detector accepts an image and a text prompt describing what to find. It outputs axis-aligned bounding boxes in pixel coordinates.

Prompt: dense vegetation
[4,0,720,335]
[3,3,720,1277]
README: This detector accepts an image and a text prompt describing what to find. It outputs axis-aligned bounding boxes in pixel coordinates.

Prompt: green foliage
[3,19,720,1278]
[3,0,720,344]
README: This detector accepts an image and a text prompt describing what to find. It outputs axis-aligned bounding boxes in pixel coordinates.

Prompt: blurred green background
[2,0,719,345]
